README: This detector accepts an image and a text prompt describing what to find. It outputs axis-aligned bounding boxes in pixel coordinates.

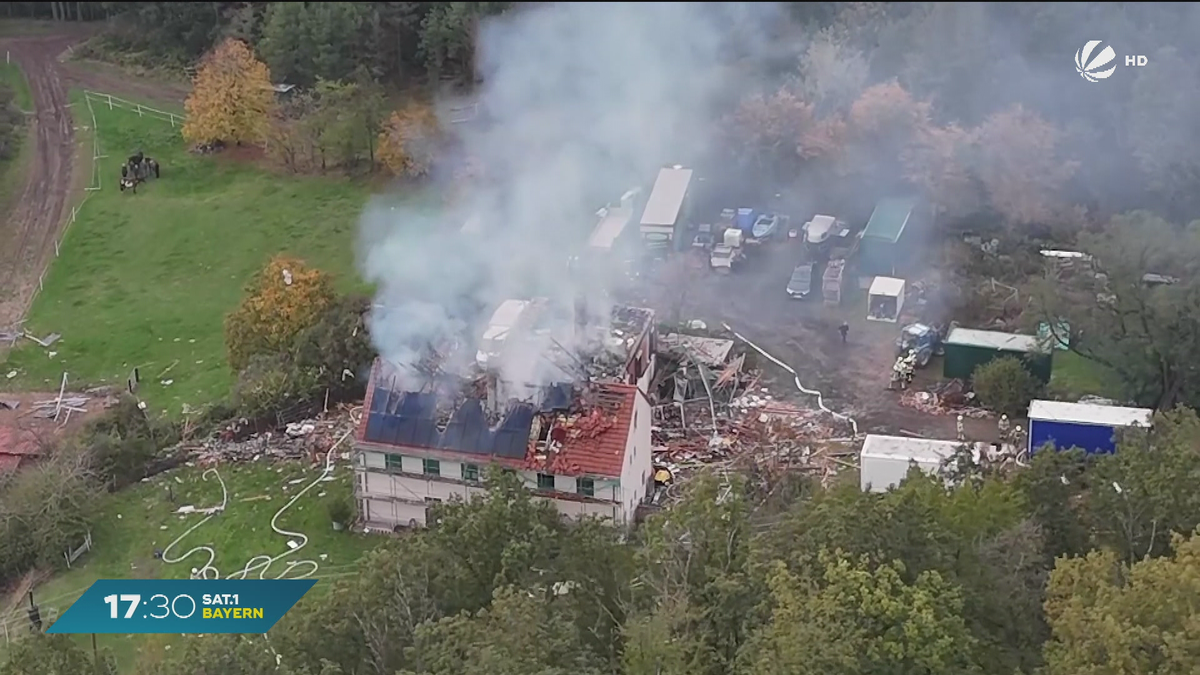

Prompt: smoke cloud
[358,2,780,389]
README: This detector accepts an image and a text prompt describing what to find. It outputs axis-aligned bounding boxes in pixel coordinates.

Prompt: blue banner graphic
[47,579,316,634]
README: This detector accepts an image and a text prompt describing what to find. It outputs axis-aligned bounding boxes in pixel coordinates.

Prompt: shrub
[290,294,376,401]
[973,356,1041,416]
[231,353,321,419]
[327,497,354,526]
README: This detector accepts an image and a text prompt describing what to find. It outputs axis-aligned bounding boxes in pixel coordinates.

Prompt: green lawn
[2,459,378,668]
[0,61,31,112]
[1050,350,1124,399]
[1,90,371,413]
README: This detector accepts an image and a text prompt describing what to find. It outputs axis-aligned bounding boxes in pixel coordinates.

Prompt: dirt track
[0,33,187,335]
[0,35,77,332]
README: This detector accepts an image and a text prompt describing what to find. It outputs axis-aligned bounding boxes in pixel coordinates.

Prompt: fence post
[136,104,143,117]
[38,274,43,292]
[107,94,112,110]
[54,239,59,258]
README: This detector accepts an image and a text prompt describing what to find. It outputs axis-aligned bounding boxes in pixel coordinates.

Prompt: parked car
[786,263,816,299]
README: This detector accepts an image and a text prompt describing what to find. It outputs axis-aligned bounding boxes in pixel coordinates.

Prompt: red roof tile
[524,383,635,478]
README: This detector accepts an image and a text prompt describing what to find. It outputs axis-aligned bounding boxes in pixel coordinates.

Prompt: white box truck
[859,435,981,492]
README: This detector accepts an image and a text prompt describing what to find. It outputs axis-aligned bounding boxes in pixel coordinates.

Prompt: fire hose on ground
[723,323,860,438]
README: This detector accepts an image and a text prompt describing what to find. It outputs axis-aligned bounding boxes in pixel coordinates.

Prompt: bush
[973,356,1041,416]
[231,353,321,419]
[81,395,179,489]
[0,448,101,585]
[327,497,354,526]
[291,294,376,400]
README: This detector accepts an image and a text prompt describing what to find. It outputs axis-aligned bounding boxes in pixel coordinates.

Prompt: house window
[577,477,595,497]
[462,464,480,482]
[385,453,403,471]
[422,458,441,477]
[537,473,555,490]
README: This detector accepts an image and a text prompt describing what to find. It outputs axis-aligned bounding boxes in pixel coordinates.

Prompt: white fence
[25,91,185,312]
[63,530,93,569]
[0,606,59,644]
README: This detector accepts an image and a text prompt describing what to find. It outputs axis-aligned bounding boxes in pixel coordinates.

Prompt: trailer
[1027,400,1153,455]
[859,434,981,493]
[822,259,846,306]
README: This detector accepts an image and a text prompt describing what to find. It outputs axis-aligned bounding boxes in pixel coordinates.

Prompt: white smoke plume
[358,2,780,390]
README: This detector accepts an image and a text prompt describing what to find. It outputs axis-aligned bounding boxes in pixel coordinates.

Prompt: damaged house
[353,303,657,530]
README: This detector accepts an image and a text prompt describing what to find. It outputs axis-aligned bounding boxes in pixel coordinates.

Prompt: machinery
[894,322,945,369]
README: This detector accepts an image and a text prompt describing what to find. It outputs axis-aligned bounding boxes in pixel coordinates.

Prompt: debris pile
[189,405,361,465]
[898,380,991,418]
[648,333,856,500]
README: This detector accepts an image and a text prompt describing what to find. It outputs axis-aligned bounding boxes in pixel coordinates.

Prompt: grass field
[1049,350,1124,400]
[0,61,31,112]
[1,459,378,667]
[0,90,371,413]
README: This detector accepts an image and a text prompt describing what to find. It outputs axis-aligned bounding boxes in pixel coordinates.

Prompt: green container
[942,328,1053,384]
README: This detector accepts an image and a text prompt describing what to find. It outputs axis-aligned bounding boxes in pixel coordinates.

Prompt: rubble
[897,381,992,418]
[188,405,361,465]
[648,334,856,501]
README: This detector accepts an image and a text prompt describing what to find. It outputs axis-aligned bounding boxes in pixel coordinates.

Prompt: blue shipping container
[736,208,755,233]
[1029,420,1122,455]
[1027,400,1153,455]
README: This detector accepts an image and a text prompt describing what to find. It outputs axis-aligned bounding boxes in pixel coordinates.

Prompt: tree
[224,256,336,372]
[0,634,115,675]
[793,29,870,114]
[972,356,1041,417]
[723,88,842,180]
[402,586,602,675]
[1084,409,1200,563]
[901,122,981,221]
[311,78,388,171]
[377,103,440,178]
[0,82,24,160]
[182,38,275,147]
[974,105,1078,228]
[841,80,931,182]
[1043,531,1200,675]
[1030,211,1200,409]
[289,294,376,400]
[739,554,982,675]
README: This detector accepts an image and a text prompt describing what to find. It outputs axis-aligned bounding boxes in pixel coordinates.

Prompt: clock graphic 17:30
[47,579,316,635]
[104,593,198,620]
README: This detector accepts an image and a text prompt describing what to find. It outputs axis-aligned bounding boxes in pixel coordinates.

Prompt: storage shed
[860,197,919,276]
[1027,400,1153,455]
[867,276,905,322]
[860,435,980,493]
[942,328,1052,383]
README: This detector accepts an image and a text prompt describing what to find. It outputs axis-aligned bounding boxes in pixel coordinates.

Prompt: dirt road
[0,33,188,337]
[0,34,77,333]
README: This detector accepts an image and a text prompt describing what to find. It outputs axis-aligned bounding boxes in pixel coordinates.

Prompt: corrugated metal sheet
[863,197,917,243]
[942,342,1053,383]
[640,168,693,227]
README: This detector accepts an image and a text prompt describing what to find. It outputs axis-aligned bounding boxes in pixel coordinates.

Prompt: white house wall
[355,448,633,527]
[619,392,653,521]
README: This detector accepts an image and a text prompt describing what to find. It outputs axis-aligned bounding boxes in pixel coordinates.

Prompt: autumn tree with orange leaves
[841,81,932,181]
[975,105,1079,227]
[902,123,981,221]
[224,256,336,371]
[724,87,843,178]
[183,38,275,147]
[377,103,440,178]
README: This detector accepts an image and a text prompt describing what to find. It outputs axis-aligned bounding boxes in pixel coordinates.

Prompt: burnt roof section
[364,384,534,458]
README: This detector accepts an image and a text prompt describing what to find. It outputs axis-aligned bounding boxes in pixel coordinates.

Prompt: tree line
[10,410,1200,674]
